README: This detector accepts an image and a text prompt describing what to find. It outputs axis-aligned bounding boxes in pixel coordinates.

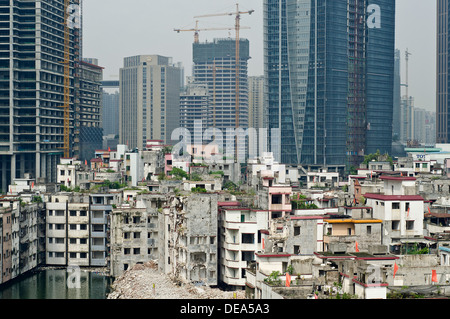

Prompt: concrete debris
[107,261,245,299]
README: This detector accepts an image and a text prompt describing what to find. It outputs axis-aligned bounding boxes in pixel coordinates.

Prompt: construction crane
[195,4,254,160]
[174,20,249,44]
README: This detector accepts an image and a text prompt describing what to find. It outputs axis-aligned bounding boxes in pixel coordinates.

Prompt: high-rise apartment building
[76,59,103,162]
[102,90,119,137]
[179,83,211,144]
[0,0,81,193]
[248,76,265,131]
[393,49,402,141]
[248,76,265,157]
[437,0,449,143]
[192,39,250,156]
[119,55,182,149]
[264,0,395,167]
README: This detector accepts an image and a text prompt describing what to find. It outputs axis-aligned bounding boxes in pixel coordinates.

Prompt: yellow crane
[174,20,249,44]
[194,4,254,160]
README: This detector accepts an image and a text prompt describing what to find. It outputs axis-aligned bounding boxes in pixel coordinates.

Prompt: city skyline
[84,0,436,112]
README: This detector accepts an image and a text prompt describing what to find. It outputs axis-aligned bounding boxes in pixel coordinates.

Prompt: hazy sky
[83,0,437,111]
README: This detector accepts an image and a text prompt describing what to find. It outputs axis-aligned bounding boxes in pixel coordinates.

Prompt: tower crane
[194,4,254,160]
[174,20,249,44]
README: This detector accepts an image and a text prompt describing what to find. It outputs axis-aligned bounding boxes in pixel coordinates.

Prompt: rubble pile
[107,261,245,299]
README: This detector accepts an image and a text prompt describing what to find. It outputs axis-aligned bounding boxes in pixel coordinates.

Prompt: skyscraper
[76,59,104,162]
[119,55,183,149]
[437,0,449,143]
[264,0,395,168]
[0,0,81,192]
[179,83,211,145]
[192,38,250,156]
[248,76,265,156]
[393,49,402,141]
[102,90,120,137]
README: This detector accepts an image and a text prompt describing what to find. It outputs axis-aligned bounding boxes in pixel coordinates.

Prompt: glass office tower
[264,0,395,167]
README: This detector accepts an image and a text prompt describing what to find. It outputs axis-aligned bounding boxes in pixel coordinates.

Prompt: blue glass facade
[365,0,396,156]
[264,0,395,167]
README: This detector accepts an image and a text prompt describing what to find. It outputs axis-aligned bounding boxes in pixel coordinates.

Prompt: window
[133,216,141,224]
[80,224,87,230]
[70,224,77,230]
[80,238,87,245]
[133,248,140,255]
[70,211,77,217]
[392,203,400,210]
[93,224,103,232]
[272,194,282,204]
[367,226,372,235]
[80,253,87,259]
[70,253,77,258]
[134,232,140,239]
[294,245,300,254]
[56,238,64,244]
[392,220,400,230]
[124,248,130,255]
[294,226,301,236]
[406,221,414,230]
[124,232,131,239]
[241,233,255,244]
[70,238,76,244]
[80,211,87,217]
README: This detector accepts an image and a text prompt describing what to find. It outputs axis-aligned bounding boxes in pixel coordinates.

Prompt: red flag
[432,270,438,283]
[407,207,410,218]
[85,159,87,166]
[31,182,34,188]
[262,238,265,250]
[355,241,360,252]
[393,263,399,278]
[428,206,431,214]
[108,147,111,152]
[285,273,291,287]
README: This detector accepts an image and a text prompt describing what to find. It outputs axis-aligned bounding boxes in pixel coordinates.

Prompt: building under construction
[192,38,250,155]
[0,0,81,192]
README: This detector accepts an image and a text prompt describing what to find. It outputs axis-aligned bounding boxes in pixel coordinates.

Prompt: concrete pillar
[19,153,25,177]
[1,156,7,193]
[35,152,41,179]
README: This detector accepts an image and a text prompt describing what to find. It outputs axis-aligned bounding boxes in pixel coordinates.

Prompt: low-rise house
[109,205,149,277]
[306,168,340,189]
[315,244,399,299]
[323,207,383,253]
[218,201,269,289]
[161,194,219,286]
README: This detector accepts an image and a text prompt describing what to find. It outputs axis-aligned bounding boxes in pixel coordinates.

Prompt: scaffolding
[346,0,368,169]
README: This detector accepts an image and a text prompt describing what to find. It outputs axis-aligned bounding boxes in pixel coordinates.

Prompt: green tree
[171,167,188,180]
